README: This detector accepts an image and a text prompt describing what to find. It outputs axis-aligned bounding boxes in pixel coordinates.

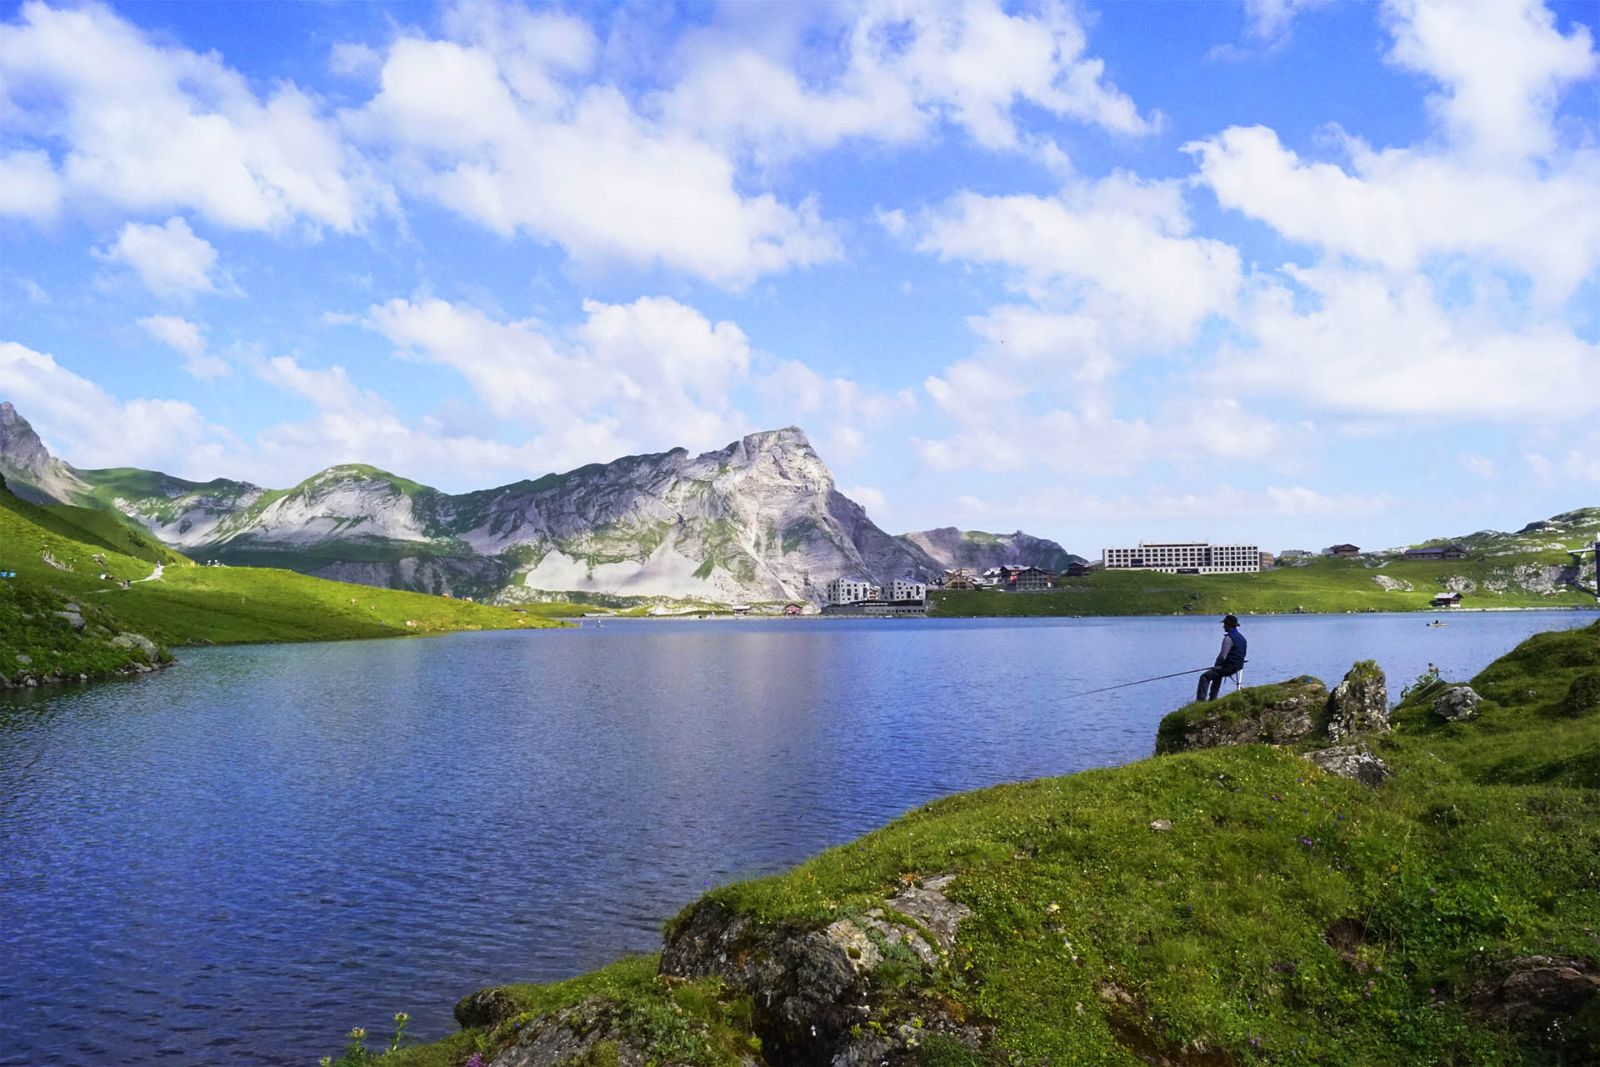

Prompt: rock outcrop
[1327,661,1389,742]
[0,402,88,504]
[657,874,985,1065]
[1155,677,1330,754]
[1433,686,1482,722]
[1467,956,1600,1029]
[1304,745,1391,788]
[1562,672,1600,718]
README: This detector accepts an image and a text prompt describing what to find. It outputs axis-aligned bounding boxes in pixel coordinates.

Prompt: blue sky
[1,0,1597,557]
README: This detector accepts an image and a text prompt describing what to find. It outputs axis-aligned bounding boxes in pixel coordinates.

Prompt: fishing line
[1061,667,1210,699]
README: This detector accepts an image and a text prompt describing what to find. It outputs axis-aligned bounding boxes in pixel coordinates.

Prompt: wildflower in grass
[349,1027,365,1041]
[465,1055,486,1067]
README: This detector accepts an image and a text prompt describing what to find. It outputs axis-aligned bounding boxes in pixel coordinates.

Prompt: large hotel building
[1102,541,1263,574]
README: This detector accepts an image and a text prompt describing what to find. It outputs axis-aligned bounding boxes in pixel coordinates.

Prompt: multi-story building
[1102,542,1263,575]
[825,577,873,605]
[889,579,927,602]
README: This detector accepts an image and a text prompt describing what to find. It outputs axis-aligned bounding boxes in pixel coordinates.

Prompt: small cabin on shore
[1430,592,1463,608]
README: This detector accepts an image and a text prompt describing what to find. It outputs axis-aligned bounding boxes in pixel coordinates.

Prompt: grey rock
[896,527,1081,573]
[660,874,984,1064]
[111,632,160,664]
[454,986,524,1030]
[485,996,756,1067]
[1327,661,1389,743]
[1433,686,1482,722]
[1304,745,1391,788]
[0,401,89,504]
[15,654,31,665]
[1155,677,1329,753]
[1467,955,1600,1028]
[54,610,85,631]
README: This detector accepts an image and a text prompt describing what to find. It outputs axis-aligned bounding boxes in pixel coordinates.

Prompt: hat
[1222,614,1239,628]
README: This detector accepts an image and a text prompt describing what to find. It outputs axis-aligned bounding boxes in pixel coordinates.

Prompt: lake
[0,610,1593,1065]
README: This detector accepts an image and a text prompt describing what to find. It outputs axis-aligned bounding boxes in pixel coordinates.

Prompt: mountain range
[0,402,1081,604]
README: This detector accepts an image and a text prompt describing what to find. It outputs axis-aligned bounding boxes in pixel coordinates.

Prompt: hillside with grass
[0,487,577,668]
[932,517,1600,618]
[357,621,1600,1066]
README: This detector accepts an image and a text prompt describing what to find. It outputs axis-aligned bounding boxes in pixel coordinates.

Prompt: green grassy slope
[932,553,1599,618]
[0,489,573,649]
[375,622,1600,1066]
[0,488,186,565]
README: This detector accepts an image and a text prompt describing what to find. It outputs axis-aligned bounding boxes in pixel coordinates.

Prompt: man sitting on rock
[1197,614,1247,701]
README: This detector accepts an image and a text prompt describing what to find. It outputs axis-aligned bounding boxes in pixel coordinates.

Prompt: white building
[826,577,874,605]
[1102,541,1263,575]
[889,579,927,602]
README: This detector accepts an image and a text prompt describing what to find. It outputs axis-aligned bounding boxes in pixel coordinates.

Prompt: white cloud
[753,357,917,463]
[97,217,219,298]
[843,485,889,516]
[365,295,757,466]
[914,396,1313,478]
[918,175,1241,352]
[0,1,368,231]
[661,0,1152,163]
[1242,0,1336,41]
[0,150,63,219]
[0,340,228,472]
[137,314,229,379]
[1224,264,1600,420]
[349,33,838,286]
[1383,0,1596,163]
[1186,124,1600,303]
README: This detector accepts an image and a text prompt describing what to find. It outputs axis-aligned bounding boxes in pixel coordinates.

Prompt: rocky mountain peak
[0,401,51,477]
[0,401,87,504]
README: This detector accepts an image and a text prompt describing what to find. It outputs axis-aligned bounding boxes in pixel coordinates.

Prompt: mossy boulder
[1561,671,1600,718]
[1155,676,1329,754]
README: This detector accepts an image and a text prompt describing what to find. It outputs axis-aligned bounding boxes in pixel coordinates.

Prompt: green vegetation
[0,487,568,655]
[0,580,171,683]
[932,552,1599,618]
[384,622,1600,1065]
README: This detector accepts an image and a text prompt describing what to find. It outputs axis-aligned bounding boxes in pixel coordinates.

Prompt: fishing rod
[1062,667,1209,699]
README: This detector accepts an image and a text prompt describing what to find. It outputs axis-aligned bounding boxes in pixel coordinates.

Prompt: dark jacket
[1216,627,1247,672]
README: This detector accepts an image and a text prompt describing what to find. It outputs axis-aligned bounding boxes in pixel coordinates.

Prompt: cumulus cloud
[0,340,229,472]
[100,218,218,297]
[1383,0,1596,163]
[0,1,368,231]
[364,295,758,466]
[1223,264,1600,421]
[348,32,838,286]
[918,175,1241,353]
[915,396,1314,478]
[0,150,63,219]
[137,314,229,379]
[661,0,1152,162]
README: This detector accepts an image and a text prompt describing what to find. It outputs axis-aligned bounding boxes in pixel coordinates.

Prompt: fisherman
[1196,614,1247,701]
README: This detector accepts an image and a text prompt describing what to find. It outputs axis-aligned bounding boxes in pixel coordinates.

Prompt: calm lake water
[1,610,1593,1065]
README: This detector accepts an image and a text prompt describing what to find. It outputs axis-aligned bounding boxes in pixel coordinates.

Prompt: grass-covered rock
[1154,676,1329,754]
[353,622,1600,1066]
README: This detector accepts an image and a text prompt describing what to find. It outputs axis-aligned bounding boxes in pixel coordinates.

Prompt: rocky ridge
[894,527,1083,574]
[1,403,1069,604]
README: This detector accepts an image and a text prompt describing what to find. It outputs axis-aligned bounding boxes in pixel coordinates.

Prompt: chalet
[1325,544,1361,557]
[1430,592,1463,608]
[942,569,979,590]
[999,565,1053,591]
[1405,544,1468,561]
[1064,562,1092,578]
[783,603,803,616]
